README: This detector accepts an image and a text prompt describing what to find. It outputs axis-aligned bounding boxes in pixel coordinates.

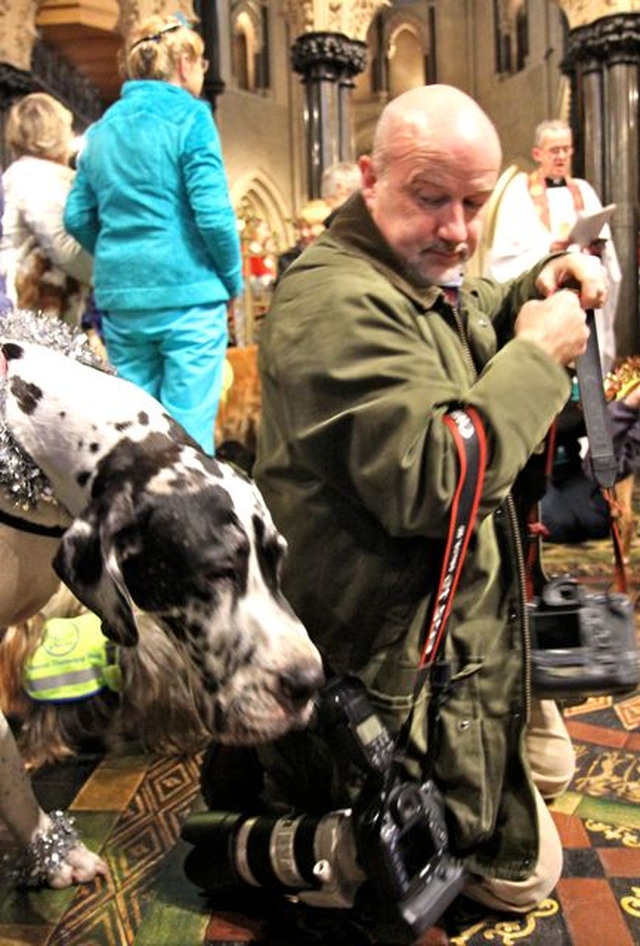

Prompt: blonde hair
[124,13,204,81]
[5,93,74,163]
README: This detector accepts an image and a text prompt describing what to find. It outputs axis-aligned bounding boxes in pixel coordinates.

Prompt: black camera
[529,576,640,700]
[182,676,466,942]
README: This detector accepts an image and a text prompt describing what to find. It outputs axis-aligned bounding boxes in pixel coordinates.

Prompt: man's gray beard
[404,256,468,289]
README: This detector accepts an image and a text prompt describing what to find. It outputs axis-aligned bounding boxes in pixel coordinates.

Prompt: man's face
[360,142,499,287]
[533,128,573,181]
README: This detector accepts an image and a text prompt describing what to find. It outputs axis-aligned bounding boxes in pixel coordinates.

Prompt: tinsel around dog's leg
[0,710,108,887]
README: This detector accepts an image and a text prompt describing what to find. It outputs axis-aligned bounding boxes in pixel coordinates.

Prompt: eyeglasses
[544,146,574,156]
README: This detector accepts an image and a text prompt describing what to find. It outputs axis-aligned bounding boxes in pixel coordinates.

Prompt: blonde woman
[65,13,242,455]
[0,93,93,325]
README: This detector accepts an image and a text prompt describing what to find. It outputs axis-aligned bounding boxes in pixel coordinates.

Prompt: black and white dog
[0,327,324,887]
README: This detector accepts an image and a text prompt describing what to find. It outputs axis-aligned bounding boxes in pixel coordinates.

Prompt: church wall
[433,0,568,174]
[216,4,299,244]
[473,0,568,173]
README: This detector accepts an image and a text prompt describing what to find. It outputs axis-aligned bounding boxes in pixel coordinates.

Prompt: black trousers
[540,472,609,544]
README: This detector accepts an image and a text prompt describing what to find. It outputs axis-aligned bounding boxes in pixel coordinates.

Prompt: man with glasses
[489,118,620,374]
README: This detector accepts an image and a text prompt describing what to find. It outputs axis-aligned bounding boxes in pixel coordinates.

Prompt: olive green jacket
[255,194,570,881]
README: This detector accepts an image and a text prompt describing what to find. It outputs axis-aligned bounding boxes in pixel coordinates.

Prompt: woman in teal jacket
[64,13,242,454]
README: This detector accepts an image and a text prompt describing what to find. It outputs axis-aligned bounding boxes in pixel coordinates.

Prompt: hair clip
[129,16,188,53]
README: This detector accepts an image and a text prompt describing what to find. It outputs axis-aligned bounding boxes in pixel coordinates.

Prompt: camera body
[529,576,640,700]
[182,675,466,941]
[355,778,466,936]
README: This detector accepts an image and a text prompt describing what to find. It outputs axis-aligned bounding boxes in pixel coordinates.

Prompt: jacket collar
[328,193,445,311]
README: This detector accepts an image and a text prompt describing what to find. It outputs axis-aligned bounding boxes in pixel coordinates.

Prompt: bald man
[254,86,605,921]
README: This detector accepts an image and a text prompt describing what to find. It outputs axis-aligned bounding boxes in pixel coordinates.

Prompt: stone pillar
[562,11,640,358]
[281,0,385,200]
[196,0,225,110]
[291,31,367,198]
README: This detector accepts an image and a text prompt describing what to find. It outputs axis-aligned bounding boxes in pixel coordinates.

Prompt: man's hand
[535,252,607,310]
[515,290,589,365]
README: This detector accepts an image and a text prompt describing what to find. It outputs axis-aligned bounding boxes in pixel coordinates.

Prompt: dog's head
[0,337,324,744]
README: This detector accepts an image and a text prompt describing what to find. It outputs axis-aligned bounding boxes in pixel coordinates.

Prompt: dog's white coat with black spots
[0,339,324,743]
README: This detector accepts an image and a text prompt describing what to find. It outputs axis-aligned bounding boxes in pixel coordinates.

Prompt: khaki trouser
[464,698,575,913]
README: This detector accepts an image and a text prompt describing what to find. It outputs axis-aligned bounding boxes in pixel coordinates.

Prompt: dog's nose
[279,662,325,707]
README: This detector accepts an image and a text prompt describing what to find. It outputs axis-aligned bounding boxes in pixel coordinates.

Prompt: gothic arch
[231,169,292,251]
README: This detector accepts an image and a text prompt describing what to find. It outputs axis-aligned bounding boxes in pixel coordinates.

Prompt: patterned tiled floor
[1,536,640,945]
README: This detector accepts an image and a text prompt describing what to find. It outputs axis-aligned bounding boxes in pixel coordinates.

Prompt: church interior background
[1,0,639,353]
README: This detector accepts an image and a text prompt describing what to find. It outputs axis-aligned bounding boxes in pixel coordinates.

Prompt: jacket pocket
[432,669,503,853]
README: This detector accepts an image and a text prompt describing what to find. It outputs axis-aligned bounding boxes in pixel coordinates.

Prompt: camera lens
[235,814,323,889]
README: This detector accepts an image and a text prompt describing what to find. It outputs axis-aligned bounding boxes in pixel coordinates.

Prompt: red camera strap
[419,407,488,668]
[390,407,488,780]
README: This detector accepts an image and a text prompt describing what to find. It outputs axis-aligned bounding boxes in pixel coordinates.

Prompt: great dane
[0,327,324,887]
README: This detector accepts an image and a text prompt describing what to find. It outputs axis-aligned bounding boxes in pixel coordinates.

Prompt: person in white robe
[488,118,620,373]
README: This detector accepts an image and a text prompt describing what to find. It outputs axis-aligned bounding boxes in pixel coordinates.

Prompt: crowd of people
[1,10,639,932]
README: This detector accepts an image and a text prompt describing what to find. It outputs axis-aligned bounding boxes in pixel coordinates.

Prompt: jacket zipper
[505,495,532,719]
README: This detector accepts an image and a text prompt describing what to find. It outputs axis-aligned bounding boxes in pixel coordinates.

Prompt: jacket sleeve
[21,167,93,284]
[181,105,243,299]
[64,155,100,257]
[261,253,569,539]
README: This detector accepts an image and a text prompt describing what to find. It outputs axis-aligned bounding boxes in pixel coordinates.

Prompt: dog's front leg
[0,711,108,888]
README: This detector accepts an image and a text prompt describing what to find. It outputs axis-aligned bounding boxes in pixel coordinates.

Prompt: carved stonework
[0,0,39,71]
[563,12,640,67]
[291,31,368,79]
[117,0,196,44]
[558,0,640,30]
[280,0,389,43]
[32,42,103,125]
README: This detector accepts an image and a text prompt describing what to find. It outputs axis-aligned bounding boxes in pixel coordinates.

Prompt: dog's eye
[207,566,237,582]
[258,537,285,586]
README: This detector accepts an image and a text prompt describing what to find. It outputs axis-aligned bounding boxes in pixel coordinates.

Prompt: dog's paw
[14,810,108,889]
[46,842,108,889]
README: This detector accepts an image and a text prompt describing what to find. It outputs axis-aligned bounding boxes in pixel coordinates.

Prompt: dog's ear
[52,497,139,647]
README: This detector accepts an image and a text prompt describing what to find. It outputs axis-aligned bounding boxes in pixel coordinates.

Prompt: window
[494,0,529,76]
[231,1,270,93]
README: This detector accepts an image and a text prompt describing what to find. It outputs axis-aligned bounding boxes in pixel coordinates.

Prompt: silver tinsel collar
[0,310,112,510]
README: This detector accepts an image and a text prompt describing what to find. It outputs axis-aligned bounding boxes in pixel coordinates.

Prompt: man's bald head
[372,84,502,177]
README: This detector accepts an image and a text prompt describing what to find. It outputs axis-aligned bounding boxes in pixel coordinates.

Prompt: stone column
[561,6,640,358]
[196,0,225,110]
[281,0,385,199]
[291,31,367,197]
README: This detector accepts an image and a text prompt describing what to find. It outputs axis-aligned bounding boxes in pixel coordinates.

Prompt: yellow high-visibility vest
[24,612,123,702]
